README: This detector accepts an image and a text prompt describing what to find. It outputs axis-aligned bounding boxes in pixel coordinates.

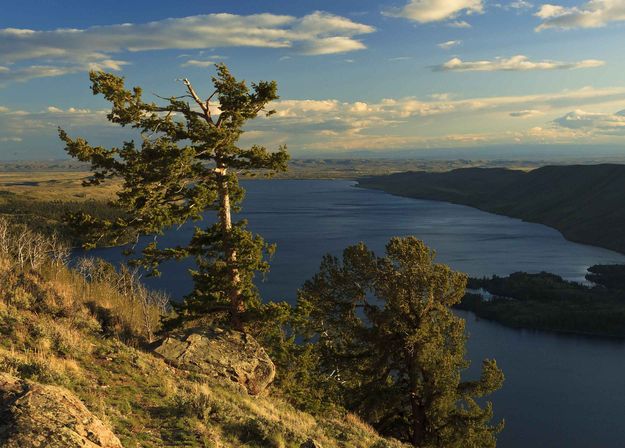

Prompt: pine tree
[297,237,504,447]
[59,64,289,330]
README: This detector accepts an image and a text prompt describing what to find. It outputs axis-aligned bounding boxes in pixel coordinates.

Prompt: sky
[1,0,625,160]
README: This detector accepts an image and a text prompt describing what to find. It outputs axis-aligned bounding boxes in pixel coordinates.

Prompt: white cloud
[46,106,92,114]
[438,40,462,49]
[0,12,375,84]
[0,136,22,142]
[5,86,625,154]
[384,0,483,23]
[554,109,625,134]
[510,109,545,117]
[251,86,625,143]
[509,1,534,9]
[536,0,625,30]
[447,20,473,27]
[436,55,605,71]
[181,59,215,68]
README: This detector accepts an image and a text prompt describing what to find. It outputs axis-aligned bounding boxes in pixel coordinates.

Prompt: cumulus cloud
[0,12,375,84]
[253,86,625,140]
[384,0,483,23]
[181,59,215,68]
[447,20,473,27]
[554,109,625,134]
[46,106,92,114]
[536,0,625,30]
[510,109,544,117]
[5,86,625,154]
[436,55,605,71]
[509,1,534,9]
[438,40,462,49]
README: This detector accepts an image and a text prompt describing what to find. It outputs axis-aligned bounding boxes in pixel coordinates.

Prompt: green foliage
[59,64,289,328]
[296,237,504,447]
[0,192,124,245]
[586,264,625,290]
[459,269,625,337]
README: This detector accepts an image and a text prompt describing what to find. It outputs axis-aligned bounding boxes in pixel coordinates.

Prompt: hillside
[0,221,406,448]
[358,164,625,254]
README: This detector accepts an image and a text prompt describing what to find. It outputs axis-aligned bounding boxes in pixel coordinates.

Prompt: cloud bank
[554,109,625,134]
[436,55,605,71]
[0,12,375,84]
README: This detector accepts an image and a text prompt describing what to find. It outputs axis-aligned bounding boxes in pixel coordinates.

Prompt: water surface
[87,180,625,447]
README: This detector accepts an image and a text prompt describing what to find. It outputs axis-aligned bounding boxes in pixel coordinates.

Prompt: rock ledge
[154,328,275,395]
[0,373,123,448]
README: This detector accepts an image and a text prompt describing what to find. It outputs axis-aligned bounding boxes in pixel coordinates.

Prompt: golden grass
[0,171,119,202]
[0,236,408,447]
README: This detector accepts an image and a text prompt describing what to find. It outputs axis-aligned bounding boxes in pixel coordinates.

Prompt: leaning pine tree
[59,64,289,330]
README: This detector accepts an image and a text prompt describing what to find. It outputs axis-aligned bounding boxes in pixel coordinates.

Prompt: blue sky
[2,0,625,159]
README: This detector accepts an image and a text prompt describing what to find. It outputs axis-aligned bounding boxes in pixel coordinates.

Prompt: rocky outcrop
[0,373,123,448]
[154,328,275,395]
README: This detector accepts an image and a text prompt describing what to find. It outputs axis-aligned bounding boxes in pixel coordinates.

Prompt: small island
[457,265,625,338]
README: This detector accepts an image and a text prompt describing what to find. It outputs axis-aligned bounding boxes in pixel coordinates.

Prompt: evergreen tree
[297,237,504,447]
[59,64,289,330]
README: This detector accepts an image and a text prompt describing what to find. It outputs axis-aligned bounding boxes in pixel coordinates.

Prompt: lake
[86,179,625,447]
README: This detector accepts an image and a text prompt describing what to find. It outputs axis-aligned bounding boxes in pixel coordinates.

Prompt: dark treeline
[0,191,127,245]
[358,165,625,255]
[457,266,625,337]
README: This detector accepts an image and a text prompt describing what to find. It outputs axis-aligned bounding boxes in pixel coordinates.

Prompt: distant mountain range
[358,164,625,255]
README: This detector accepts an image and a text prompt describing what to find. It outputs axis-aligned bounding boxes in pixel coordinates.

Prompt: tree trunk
[409,389,426,446]
[407,353,426,447]
[216,165,244,330]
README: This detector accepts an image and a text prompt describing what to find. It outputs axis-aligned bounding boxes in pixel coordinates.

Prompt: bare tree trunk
[216,165,244,330]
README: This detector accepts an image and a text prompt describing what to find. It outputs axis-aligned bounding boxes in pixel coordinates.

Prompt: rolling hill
[358,164,625,255]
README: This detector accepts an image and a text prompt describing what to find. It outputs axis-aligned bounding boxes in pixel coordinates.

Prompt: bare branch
[182,78,214,125]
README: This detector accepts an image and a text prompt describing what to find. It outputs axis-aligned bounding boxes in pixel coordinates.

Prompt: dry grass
[0,171,118,202]
[0,223,407,447]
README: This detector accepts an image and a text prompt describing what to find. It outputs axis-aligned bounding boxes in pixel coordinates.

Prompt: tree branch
[182,78,214,125]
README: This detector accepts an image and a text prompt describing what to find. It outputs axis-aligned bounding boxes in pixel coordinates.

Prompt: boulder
[0,373,123,448]
[154,328,275,395]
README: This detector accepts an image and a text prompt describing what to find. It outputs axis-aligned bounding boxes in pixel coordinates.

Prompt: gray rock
[154,328,276,395]
[0,373,123,448]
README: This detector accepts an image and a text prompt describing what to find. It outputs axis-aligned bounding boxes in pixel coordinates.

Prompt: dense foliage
[295,237,504,447]
[0,191,125,244]
[59,64,289,329]
[459,270,625,337]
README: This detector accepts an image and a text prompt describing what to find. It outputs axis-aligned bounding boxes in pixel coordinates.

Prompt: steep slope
[358,164,625,254]
[0,260,406,448]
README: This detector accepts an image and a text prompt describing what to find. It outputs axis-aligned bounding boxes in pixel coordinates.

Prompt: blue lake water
[85,179,625,447]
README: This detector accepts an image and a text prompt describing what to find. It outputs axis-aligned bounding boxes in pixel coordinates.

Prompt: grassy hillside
[358,164,625,254]
[0,224,405,448]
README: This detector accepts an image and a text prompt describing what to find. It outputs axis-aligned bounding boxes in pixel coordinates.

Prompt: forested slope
[358,164,625,254]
